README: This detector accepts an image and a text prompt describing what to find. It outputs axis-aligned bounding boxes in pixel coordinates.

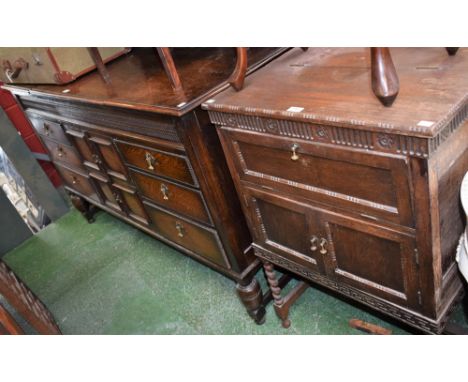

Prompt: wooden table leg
[87,48,111,84]
[263,260,308,328]
[229,47,248,91]
[370,47,400,107]
[69,193,97,223]
[155,47,183,92]
[236,276,266,324]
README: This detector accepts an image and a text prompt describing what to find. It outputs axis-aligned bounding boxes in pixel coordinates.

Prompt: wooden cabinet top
[203,47,468,139]
[3,48,287,116]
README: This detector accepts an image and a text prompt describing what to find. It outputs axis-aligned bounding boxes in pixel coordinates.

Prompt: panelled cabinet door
[245,186,421,311]
[246,187,327,274]
[319,211,421,310]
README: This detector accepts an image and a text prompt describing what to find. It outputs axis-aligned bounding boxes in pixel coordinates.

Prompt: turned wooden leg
[0,261,61,334]
[229,47,248,91]
[263,261,309,329]
[446,47,459,56]
[236,277,266,325]
[263,261,290,328]
[370,47,399,107]
[69,193,97,223]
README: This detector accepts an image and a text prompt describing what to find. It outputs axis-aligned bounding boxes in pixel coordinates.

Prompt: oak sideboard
[204,47,468,333]
[4,47,288,324]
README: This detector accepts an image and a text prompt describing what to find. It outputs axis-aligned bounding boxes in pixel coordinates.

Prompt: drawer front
[130,169,211,225]
[112,180,149,225]
[246,186,421,310]
[64,127,100,170]
[88,171,122,212]
[144,202,229,269]
[116,140,196,186]
[28,114,70,145]
[41,138,84,170]
[54,163,100,202]
[221,128,414,227]
[87,134,127,178]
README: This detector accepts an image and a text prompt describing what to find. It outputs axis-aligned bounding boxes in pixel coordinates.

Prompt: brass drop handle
[319,238,328,255]
[57,146,64,157]
[92,154,101,164]
[310,236,318,251]
[71,176,78,185]
[290,143,299,161]
[44,123,50,136]
[160,183,169,200]
[113,192,122,204]
[175,221,185,238]
[145,151,156,170]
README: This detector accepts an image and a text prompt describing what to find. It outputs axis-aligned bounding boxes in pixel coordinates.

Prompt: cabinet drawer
[28,114,70,145]
[41,138,84,170]
[116,140,196,186]
[54,163,99,202]
[130,168,211,225]
[221,128,414,227]
[144,202,229,269]
[112,180,149,225]
[246,186,421,310]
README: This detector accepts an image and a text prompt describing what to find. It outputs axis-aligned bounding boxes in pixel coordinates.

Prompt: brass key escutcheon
[291,143,299,161]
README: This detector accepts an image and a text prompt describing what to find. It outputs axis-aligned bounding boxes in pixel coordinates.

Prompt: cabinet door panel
[246,187,326,273]
[321,212,420,308]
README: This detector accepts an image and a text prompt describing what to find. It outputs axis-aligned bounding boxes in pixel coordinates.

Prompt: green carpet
[3,209,468,334]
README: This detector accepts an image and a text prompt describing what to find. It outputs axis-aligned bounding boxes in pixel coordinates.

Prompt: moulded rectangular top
[203,47,468,138]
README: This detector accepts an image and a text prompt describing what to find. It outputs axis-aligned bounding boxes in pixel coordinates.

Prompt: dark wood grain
[144,201,228,268]
[204,47,468,138]
[130,169,211,225]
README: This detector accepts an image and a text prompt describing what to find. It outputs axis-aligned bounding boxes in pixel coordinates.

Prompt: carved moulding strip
[428,102,468,154]
[208,103,468,158]
[252,245,446,334]
[21,96,181,143]
[0,261,61,334]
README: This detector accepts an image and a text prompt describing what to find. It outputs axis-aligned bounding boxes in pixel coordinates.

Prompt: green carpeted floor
[3,209,468,334]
